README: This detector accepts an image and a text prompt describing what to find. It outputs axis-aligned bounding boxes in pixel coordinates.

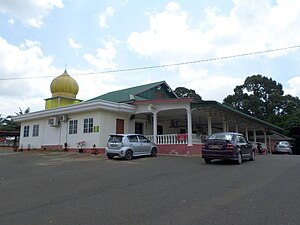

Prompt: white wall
[66,110,130,149]
[19,119,45,149]
[19,109,131,150]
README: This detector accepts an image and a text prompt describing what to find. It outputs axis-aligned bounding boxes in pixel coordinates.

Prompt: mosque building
[14,70,283,154]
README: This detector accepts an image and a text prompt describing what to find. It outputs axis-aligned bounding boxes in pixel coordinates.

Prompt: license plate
[209,144,223,149]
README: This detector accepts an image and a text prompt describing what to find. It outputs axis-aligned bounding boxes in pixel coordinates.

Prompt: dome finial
[64,64,68,74]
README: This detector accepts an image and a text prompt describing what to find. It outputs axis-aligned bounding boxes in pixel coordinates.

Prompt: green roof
[87,81,177,103]
[191,101,283,131]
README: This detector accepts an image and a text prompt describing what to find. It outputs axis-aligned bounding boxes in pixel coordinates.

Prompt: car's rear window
[208,133,233,141]
[108,135,123,143]
[278,141,289,146]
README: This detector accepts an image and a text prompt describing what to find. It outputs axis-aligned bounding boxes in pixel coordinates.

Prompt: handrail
[145,134,206,145]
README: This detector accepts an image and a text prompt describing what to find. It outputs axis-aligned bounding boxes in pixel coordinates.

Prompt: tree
[174,87,202,102]
[222,74,299,120]
[16,107,30,115]
[0,114,9,128]
[223,74,300,154]
[0,114,19,131]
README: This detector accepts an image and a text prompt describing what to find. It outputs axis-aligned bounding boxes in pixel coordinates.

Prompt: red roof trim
[132,98,193,104]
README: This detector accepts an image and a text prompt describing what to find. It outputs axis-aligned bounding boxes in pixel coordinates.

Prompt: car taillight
[226,143,234,151]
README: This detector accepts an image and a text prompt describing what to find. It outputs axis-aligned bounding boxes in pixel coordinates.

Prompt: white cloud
[0,37,59,115]
[121,0,129,6]
[99,14,107,28]
[126,0,300,100]
[99,6,115,28]
[84,41,117,69]
[0,37,123,116]
[0,0,64,27]
[8,17,14,24]
[284,76,300,97]
[177,65,244,102]
[68,38,82,49]
[127,0,300,61]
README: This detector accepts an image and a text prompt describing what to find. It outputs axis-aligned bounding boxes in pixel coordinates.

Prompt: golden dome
[50,69,79,98]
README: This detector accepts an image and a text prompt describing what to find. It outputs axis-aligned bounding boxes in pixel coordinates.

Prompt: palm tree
[15,107,30,115]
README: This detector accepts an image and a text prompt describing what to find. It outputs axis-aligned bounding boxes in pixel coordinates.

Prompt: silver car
[105,134,158,160]
[274,141,292,155]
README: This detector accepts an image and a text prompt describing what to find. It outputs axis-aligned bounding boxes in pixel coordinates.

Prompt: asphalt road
[0,150,299,225]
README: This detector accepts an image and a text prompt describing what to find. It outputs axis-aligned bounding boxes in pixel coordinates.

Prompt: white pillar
[187,110,193,146]
[235,123,239,133]
[223,118,227,132]
[264,130,267,154]
[268,135,272,154]
[153,113,157,144]
[253,129,257,143]
[245,127,249,140]
[207,116,212,136]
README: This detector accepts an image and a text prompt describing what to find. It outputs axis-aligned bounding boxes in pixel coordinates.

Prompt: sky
[1,0,300,117]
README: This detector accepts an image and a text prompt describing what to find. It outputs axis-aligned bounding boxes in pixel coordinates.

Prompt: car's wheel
[204,158,211,164]
[151,148,157,157]
[249,150,255,161]
[125,150,133,160]
[236,152,242,165]
[107,154,114,159]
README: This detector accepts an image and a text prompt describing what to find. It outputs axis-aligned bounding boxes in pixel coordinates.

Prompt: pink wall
[157,144,202,156]
[25,145,203,156]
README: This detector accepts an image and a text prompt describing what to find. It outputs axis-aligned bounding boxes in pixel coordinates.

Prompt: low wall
[67,148,105,154]
[157,144,202,156]
[3,144,202,156]
[0,146,14,151]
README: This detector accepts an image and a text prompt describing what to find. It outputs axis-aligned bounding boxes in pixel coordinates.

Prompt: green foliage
[223,74,300,121]
[223,74,300,153]
[0,106,29,131]
[0,114,20,131]
[174,87,202,102]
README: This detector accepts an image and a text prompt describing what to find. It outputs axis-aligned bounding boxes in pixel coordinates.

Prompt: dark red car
[202,132,255,164]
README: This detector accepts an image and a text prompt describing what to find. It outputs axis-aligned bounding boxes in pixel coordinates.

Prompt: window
[108,135,123,143]
[209,133,233,141]
[83,118,93,133]
[23,126,29,137]
[33,125,39,137]
[138,135,149,143]
[69,120,78,134]
[128,135,138,142]
[236,135,247,144]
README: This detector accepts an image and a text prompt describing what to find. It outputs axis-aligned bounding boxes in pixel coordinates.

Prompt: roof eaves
[191,101,283,131]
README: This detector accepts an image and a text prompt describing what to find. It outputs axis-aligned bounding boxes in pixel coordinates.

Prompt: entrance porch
[132,100,283,155]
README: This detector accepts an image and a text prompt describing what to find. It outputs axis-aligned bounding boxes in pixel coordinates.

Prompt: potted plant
[77,141,85,153]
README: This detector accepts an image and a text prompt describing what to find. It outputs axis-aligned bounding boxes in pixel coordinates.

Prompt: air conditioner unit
[48,116,60,127]
[60,115,68,122]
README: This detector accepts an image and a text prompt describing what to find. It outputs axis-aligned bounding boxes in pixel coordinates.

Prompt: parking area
[1,150,300,225]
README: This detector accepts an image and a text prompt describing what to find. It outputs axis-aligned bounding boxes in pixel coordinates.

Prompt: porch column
[187,110,193,146]
[245,127,249,140]
[269,135,272,154]
[207,116,212,136]
[263,130,268,154]
[223,118,227,132]
[235,123,239,133]
[253,129,257,143]
[153,112,158,144]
